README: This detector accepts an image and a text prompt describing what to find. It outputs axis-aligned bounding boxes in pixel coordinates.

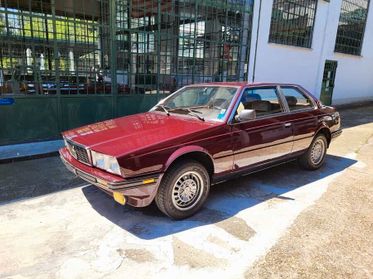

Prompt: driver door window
[236,87,284,119]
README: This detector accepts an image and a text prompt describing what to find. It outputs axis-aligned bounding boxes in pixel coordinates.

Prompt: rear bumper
[331,129,342,140]
[60,147,162,207]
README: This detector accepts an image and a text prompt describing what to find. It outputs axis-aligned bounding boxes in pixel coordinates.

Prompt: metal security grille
[269,0,318,48]
[335,0,370,56]
[0,0,253,96]
[0,0,254,146]
[115,0,253,94]
[0,0,111,95]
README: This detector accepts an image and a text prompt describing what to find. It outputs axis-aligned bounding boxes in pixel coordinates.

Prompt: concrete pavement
[246,106,373,278]
[0,156,87,202]
[0,105,372,279]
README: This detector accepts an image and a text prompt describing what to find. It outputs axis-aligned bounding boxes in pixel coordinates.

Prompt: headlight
[91,150,121,176]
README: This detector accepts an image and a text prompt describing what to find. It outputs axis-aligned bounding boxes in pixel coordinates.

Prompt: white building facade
[247,0,373,105]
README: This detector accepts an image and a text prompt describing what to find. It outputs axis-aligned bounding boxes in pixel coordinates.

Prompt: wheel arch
[315,126,332,147]
[164,146,215,178]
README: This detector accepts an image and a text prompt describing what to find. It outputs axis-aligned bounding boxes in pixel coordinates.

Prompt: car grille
[66,140,91,165]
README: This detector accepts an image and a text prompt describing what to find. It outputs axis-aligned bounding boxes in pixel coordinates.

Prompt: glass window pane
[237,88,283,117]
[156,86,238,122]
[269,0,318,48]
[282,87,314,111]
[335,0,369,56]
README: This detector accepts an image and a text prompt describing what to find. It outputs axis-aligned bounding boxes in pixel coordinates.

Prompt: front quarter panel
[116,125,234,178]
[319,106,341,133]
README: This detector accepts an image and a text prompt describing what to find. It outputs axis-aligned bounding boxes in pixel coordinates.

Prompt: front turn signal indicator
[113,192,126,205]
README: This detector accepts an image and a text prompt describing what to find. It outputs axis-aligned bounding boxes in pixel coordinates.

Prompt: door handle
[284,123,292,128]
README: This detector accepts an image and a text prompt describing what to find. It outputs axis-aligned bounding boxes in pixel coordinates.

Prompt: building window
[335,0,370,56]
[269,0,318,48]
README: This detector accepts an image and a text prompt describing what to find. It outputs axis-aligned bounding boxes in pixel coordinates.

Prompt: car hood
[63,112,220,157]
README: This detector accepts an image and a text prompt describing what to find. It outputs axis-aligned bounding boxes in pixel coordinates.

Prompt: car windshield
[154,86,238,121]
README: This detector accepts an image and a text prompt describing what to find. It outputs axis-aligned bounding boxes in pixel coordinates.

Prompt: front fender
[317,114,334,135]
[316,122,331,135]
[164,145,214,172]
[315,119,332,146]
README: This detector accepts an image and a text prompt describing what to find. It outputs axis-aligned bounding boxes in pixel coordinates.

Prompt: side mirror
[235,109,256,122]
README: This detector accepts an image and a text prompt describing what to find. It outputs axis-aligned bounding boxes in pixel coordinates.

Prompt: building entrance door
[320,60,338,105]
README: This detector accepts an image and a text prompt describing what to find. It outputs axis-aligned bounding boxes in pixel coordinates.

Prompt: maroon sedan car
[60,82,342,219]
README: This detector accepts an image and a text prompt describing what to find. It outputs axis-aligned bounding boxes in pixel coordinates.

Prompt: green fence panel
[117,94,160,116]
[59,96,114,132]
[0,97,59,145]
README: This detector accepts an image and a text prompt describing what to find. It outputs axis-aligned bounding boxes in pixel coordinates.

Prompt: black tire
[298,134,328,170]
[155,160,210,220]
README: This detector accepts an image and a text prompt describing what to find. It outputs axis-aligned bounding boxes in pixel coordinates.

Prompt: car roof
[186,82,300,88]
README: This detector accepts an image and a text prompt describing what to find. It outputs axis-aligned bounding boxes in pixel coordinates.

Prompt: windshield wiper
[186,108,205,121]
[169,107,205,121]
[156,104,170,116]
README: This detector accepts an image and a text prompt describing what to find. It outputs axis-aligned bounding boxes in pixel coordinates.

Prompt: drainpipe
[239,1,252,81]
[252,0,262,82]
[314,1,332,98]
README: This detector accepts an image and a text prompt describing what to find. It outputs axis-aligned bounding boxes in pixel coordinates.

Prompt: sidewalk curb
[335,100,373,110]
[0,140,63,164]
[0,151,59,164]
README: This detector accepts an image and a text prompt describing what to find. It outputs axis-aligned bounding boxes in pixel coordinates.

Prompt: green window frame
[269,0,318,48]
[335,0,370,56]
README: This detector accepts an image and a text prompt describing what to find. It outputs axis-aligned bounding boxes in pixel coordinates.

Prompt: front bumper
[60,147,162,207]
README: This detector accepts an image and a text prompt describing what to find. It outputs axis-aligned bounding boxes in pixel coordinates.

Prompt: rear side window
[281,87,314,111]
[237,87,284,118]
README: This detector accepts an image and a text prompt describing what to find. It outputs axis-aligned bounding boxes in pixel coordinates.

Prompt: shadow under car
[82,154,356,240]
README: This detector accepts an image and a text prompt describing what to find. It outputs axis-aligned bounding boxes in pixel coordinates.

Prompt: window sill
[267,42,314,51]
[334,51,363,59]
